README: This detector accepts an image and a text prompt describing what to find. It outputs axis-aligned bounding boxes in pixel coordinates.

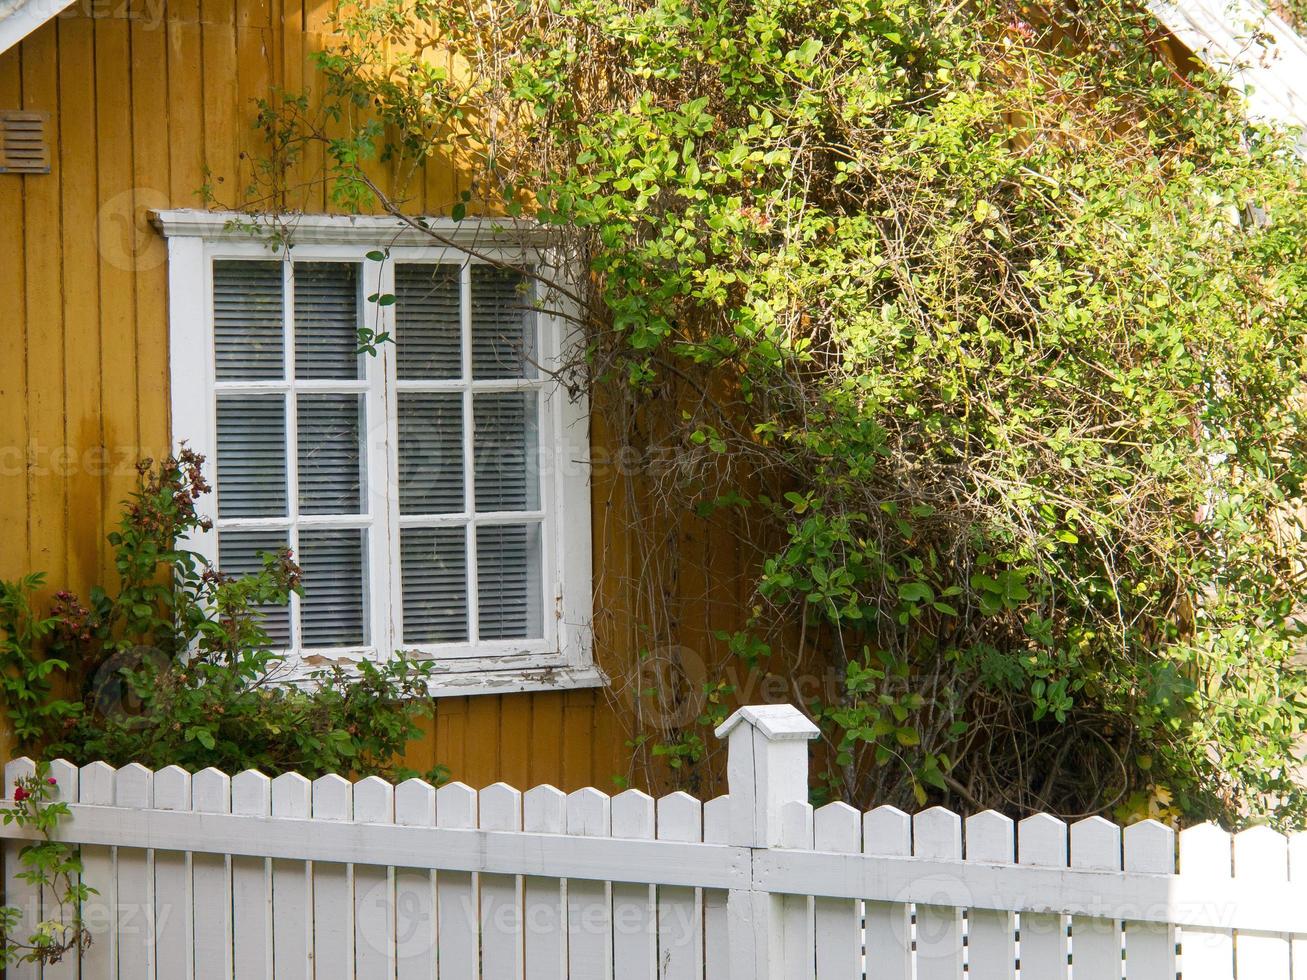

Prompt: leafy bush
[252,0,1307,825]
[0,451,443,783]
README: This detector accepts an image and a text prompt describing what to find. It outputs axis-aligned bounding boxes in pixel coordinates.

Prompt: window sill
[421,662,608,698]
[271,650,606,697]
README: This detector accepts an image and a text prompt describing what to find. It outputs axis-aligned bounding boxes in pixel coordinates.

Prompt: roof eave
[1150,0,1307,143]
[0,0,78,55]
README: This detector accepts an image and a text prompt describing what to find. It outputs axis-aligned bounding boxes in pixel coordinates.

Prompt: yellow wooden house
[0,0,1303,791]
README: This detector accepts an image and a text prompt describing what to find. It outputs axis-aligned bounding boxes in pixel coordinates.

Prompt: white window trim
[154,209,604,698]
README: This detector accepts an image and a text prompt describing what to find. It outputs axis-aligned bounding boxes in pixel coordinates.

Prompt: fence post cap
[714,704,819,741]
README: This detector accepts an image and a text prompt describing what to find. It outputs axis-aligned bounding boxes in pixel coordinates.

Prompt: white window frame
[154,210,602,697]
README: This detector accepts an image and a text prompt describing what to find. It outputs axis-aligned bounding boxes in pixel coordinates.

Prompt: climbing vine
[0,764,92,966]
[247,0,1307,826]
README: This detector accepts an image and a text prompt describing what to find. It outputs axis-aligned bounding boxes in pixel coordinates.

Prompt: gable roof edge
[1150,0,1307,142]
[0,0,78,56]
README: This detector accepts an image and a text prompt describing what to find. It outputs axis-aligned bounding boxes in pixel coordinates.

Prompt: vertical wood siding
[0,0,752,793]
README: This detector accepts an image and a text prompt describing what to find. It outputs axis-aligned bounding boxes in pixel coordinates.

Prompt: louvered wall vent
[0,111,50,174]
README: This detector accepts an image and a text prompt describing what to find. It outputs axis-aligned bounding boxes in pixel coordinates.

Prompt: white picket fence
[2,704,1307,979]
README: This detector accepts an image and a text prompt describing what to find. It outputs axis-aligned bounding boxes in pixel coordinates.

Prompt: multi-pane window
[185,242,582,672]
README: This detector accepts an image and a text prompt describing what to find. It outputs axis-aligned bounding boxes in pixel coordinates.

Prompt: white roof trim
[1151,0,1307,142]
[0,0,76,55]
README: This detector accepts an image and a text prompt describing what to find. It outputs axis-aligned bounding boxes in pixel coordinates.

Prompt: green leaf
[796,38,822,63]
[898,582,934,603]
[895,727,920,747]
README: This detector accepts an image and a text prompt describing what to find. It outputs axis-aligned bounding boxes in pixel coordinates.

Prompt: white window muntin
[167,231,591,683]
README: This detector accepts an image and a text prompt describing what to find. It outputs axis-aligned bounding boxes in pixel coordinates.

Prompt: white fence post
[715,704,820,980]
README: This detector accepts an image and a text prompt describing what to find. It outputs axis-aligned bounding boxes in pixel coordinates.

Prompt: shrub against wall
[0,452,444,783]
[252,0,1307,825]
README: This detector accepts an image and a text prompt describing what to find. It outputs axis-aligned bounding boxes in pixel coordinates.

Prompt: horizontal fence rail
[2,802,750,889]
[1,703,1305,979]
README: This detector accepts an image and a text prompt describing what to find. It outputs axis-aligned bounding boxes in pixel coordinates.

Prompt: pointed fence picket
[4,757,39,980]
[964,810,1015,980]
[1124,820,1177,978]
[656,791,703,980]
[913,807,964,980]
[393,777,437,980]
[42,758,81,980]
[269,772,312,980]
[436,781,479,980]
[1181,823,1234,980]
[863,805,912,980]
[352,775,395,980]
[566,787,612,980]
[232,769,273,980]
[1234,827,1291,979]
[611,789,656,980]
[114,763,154,980]
[1069,815,1122,980]
[480,781,524,980]
[523,784,567,980]
[1018,813,1069,979]
[311,773,352,980]
[779,800,814,980]
[3,704,1307,980]
[701,794,732,979]
[79,760,115,979]
[813,802,860,980]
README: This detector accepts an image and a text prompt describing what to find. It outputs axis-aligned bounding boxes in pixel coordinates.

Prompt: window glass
[471,266,537,379]
[398,392,464,515]
[400,526,469,643]
[476,523,543,640]
[473,391,540,512]
[297,393,365,515]
[216,395,287,518]
[214,260,284,380]
[218,529,291,648]
[294,262,362,380]
[396,264,461,379]
[299,528,368,647]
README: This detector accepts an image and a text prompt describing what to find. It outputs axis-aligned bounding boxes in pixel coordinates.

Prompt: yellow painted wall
[0,0,752,795]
